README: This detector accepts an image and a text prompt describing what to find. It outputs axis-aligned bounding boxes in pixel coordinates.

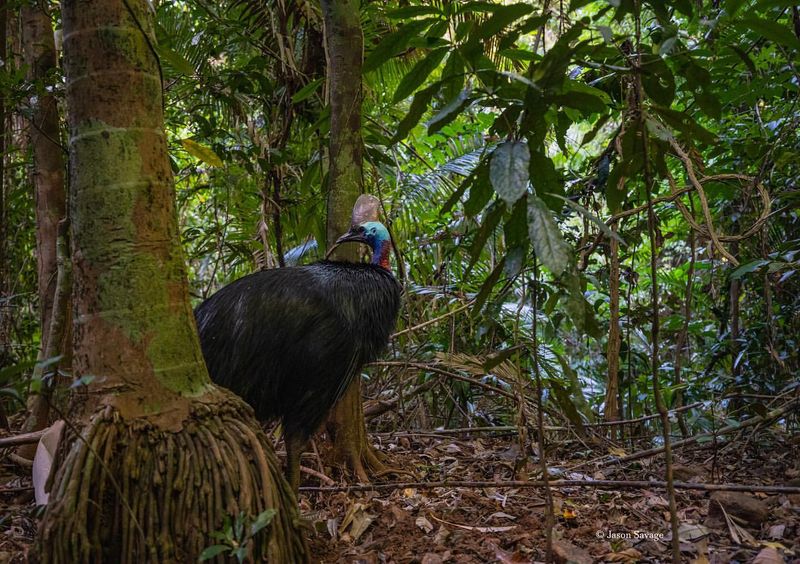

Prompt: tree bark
[22,0,66,357]
[17,0,68,457]
[36,1,308,560]
[320,0,384,481]
[604,232,621,436]
[0,0,11,370]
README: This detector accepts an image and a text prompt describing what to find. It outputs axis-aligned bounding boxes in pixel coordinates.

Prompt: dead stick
[611,396,799,465]
[300,479,800,494]
[0,428,46,447]
[391,300,474,339]
[373,361,516,400]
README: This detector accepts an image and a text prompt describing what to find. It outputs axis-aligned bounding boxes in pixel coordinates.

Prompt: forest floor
[1,426,799,563]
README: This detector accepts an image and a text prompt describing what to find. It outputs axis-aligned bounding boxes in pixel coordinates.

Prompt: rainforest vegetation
[1,0,798,561]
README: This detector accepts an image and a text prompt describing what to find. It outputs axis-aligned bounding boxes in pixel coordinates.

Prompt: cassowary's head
[335,221,392,270]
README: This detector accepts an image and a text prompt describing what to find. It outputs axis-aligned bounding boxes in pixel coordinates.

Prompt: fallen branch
[372,361,515,400]
[0,486,34,494]
[391,300,474,340]
[300,465,335,486]
[0,428,46,447]
[300,479,800,494]
[610,396,800,465]
[364,378,438,419]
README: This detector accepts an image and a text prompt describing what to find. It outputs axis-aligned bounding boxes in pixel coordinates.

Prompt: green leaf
[490,141,530,205]
[472,3,533,39]
[653,106,716,145]
[0,387,24,405]
[504,197,529,248]
[468,200,506,270]
[364,19,437,73]
[529,150,564,210]
[250,509,277,536]
[548,194,626,246]
[181,139,224,167]
[562,79,611,105]
[504,245,527,277]
[735,17,800,50]
[531,25,582,91]
[427,89,472,135]
[553,91,607,115]
[465,162,493,216]
[392,82,440,143]
[731,259,769,279]
[199,545,230,561]
[441,51,465,101]
[393,47,449,102]
[499,71,540,90]
[0,359,37,383]
[694,89,722,119]
[157,45,194,76]
[473,257,506,315]
[727,45,757,75]
[527,195,570,277]
[645,116,675,142]
[386,6,442,18]
[640,54,675,106]
[291,78,324,103]
[549,380,586,436]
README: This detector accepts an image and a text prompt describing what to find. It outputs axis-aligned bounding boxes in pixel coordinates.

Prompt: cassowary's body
[195,257,400,487]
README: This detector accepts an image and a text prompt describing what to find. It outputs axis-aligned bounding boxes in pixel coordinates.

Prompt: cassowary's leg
[284,433,307,494]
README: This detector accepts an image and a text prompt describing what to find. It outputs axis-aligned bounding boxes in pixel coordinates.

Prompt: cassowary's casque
[194,218,400,491]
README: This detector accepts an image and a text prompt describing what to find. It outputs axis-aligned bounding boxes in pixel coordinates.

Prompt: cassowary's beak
[326,227,367,259]
[335,228,367,246]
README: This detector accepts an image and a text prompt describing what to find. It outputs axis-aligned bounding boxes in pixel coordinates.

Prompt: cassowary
[194,219,400,491]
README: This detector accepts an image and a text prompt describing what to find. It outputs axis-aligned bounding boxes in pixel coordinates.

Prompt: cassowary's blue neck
[372,238,391,271]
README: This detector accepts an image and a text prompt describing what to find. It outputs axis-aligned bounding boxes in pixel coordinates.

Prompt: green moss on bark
[71,120,207,396]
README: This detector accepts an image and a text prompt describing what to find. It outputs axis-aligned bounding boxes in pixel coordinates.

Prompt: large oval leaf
[490,141,530,205]
[527,195,570,277]
[181,139,223,167]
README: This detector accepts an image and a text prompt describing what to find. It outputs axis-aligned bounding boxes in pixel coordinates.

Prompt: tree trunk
[604,233,621,438]
[17,0,68,457]
[320,0,383,481]
[0,0,11,371]
[36,1,308,561]
[22,0,65,358]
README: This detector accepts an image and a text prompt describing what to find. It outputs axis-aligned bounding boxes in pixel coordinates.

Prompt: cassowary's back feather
[194,261,400,440]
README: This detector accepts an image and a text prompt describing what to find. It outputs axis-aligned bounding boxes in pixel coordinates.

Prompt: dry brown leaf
[751,547,785,564]
[416,515,435,533]
[490,542,531,563]
[603,548,643,563]
[719,503,756,546]
[767,524,785,540]
[678,522,711,542]
[488,511,517,521]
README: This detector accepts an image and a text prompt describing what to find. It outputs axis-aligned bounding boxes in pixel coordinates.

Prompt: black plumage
[194,241,400,489]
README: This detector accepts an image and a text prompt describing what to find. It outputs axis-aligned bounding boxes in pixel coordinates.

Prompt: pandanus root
[37,394,308,563]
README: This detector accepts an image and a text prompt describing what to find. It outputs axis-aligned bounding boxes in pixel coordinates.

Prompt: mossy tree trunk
[0,0,11,372]
[18,0,68,457]
[320,0,385,481]
[36,0,308,561]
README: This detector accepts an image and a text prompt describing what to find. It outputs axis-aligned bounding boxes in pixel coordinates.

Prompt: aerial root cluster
[36,398,308,563]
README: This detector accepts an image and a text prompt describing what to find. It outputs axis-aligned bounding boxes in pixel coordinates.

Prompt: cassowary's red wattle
[194,220,400,491]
